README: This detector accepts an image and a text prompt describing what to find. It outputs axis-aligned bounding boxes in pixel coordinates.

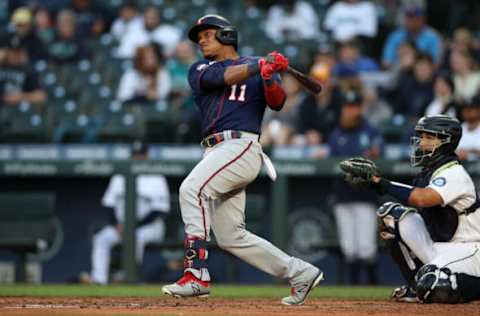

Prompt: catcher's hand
[339,157,380,189]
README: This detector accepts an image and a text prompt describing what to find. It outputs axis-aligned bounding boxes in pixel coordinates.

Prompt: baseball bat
[286,66,322,95]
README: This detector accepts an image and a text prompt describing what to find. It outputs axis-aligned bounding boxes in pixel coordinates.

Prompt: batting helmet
[410,115,462,167]
[188,15,238,49]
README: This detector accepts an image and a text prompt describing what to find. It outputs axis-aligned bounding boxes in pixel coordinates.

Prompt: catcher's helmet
[410,115,462,167]
[188,15,238,49]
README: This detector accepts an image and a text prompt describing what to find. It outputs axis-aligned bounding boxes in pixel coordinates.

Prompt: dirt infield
[1,297,479,316]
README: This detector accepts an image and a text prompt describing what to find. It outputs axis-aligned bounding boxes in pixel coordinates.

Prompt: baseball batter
[340,115,480,303]
[161,15,323,305]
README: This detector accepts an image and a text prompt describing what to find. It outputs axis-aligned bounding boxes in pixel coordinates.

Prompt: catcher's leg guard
[416,264,480,303]
[377,202,423,286]
[415,264,462,303]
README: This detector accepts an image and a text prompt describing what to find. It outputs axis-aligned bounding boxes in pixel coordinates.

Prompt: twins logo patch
[196,64,208,71]
[196,61,216,71]
[432,177,446,187]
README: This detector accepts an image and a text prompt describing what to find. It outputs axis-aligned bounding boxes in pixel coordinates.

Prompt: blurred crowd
[0,0,479,161]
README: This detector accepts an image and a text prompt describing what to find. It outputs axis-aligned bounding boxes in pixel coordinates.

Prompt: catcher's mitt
[339,157,380,189]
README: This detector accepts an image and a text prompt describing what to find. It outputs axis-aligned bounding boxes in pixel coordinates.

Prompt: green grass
[0,284,391,299]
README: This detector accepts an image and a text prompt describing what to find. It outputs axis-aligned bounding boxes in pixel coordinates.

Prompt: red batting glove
[266,51,289,72]
[259,58,275,80]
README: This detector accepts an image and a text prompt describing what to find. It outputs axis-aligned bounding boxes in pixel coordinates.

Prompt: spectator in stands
[333,40,379,76]
[336,64,363,94]
[456,95,480,161]
[323,0,378,43]
[424,72,458,118]
[261,72,305,146]
[449,48,480,101]
[33,7,54,44]
[389,54,435,121]
[0,37,47,106]
[69,0,110,39]
[48,9,91,64]
[295,49,342,145]
[110,1,143,45]
[265,0,319,42]
[382,5,442,69]
[115,5,182,58]
[441,28,480,72]
[168,41,197,95]
[116,44,171,104]
[167,40,200,142]
[329,90,383,285]
[390,40,417,76]
[6,7,47,61]
[80,141,171,285]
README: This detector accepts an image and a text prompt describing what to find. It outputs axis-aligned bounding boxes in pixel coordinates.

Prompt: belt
[200,130,257,148]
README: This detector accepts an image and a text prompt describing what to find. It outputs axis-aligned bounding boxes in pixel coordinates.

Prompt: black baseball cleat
[391,285,420,303]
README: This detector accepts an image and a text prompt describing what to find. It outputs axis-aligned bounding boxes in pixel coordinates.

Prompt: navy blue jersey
[328,120,384,203]
[188,56,268,137]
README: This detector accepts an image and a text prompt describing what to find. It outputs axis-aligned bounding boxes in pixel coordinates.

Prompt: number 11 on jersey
[228,84,247,102]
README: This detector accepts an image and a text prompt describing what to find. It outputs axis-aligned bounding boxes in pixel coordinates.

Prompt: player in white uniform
[83,144,170,284]
[341,115,480,303]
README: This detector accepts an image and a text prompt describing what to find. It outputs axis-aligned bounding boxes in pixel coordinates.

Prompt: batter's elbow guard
[264,81,286,111]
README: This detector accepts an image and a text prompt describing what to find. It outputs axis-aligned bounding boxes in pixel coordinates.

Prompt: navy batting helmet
[188,15,238,49]
[410,115,462,167]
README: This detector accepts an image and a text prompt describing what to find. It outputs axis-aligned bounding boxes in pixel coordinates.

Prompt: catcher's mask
[410,115,462,167]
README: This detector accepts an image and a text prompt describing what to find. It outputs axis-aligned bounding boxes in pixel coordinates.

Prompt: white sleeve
[427,166,471,206]
[110,19,124,40]
[360,3,378,37]
[323,4,338,31]
[157,68,172,100]
[116,70,137,102]
[102,175,123,208]
[264,6,283,40]
[146,176,171,213]
[297,2,318,38]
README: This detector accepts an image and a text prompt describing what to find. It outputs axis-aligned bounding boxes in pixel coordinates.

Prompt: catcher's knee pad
[415,264,463,304]
[183,236,208,270]
[376,201,417,241]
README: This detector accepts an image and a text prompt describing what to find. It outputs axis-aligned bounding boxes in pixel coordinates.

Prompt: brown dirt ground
[0,297,479,316]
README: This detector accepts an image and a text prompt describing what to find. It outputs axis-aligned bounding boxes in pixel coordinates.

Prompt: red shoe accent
[290,287,296,295]
[176,272,210,288]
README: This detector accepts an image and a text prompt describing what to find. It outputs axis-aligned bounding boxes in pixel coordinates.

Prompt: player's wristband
[377,178,414,204]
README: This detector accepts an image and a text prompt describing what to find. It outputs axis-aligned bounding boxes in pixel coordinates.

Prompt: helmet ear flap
[215,26,238,49]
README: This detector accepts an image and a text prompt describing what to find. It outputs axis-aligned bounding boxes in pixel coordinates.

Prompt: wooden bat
[286,66,322,95]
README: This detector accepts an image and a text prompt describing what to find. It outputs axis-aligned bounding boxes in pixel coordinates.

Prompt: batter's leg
[211,189,323,305]
[211,190,313,278]
[163,140,263,296]
[179,140,260,241]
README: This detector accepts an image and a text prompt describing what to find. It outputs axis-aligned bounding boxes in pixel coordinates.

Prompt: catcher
[339,115,480,303]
